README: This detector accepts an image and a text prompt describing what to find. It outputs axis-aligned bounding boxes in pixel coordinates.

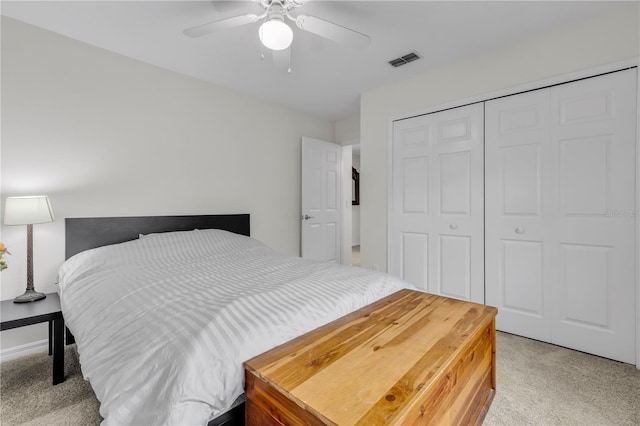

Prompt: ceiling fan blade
[211,1,258,13]
[294,15,370,49]
[183,13,259,38]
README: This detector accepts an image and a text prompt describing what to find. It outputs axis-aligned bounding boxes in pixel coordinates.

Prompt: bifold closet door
[390,103,484,303]
[485,88,554,342]
[486,69,637,363]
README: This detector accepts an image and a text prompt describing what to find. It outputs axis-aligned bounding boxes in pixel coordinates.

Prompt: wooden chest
[244,289,498,425]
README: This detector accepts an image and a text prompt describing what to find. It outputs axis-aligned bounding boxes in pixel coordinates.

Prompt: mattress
[58,229,409,425]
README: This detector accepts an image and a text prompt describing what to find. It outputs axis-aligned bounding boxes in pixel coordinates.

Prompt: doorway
[351,145,361,266]
[339,142,361,267]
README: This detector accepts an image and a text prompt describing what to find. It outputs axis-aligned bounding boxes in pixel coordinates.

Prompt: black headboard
[65,214,250,259]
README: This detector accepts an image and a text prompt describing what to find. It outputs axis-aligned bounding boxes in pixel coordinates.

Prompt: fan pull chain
[288,46,292,74]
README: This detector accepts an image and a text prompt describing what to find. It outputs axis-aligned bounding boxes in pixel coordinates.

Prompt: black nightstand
[1,293,65,385]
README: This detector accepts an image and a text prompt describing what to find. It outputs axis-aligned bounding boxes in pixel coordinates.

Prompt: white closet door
[486,69,637,363]
[391,114,431,290]
[390,103,484,303]
[485,88,553,342]
[549,70,637,364]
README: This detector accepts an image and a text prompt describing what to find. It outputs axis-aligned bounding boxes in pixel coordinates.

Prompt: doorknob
[449,224,458,230]
[302,214,315,220]
[515,227,525,234]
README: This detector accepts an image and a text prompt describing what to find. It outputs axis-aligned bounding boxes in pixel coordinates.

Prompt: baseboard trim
[0,339,48,362]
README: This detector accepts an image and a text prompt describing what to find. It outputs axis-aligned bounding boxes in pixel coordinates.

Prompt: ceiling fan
[183,0,371,51]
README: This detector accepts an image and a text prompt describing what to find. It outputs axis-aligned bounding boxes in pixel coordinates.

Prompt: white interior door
[486,69,637,363]
[301,137,342,262]
[390,103,484,303]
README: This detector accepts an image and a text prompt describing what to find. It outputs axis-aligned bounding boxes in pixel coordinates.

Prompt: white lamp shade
[4,196,55,225]
[259,19,293,51]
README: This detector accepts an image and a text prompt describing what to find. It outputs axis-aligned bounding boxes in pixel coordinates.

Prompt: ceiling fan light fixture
[259,16,293,51]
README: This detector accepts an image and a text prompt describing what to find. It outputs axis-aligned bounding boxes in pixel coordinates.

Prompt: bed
[59,214,411,425]
[63,214,252,425]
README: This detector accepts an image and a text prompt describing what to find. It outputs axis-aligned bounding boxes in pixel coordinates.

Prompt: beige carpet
[0,345,101,425]
[484,333,639,425]
[1,333,639,425]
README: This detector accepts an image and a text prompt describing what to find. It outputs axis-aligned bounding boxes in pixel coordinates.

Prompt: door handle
[515,227,525,234]
[449,224,458,230]
[302,214,315,220]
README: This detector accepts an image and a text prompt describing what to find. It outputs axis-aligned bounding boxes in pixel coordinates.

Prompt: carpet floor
[1,332,638,425]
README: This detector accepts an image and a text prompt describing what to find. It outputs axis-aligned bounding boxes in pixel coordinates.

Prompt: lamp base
[14,289,47,303]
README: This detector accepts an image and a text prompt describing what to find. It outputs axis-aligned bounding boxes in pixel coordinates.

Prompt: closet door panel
[487,69,637,364]
[402,156,430,214]
[559,243,610,327]
[550,69,637,364]
[430,104,484,303]
[391,116,432,291]
[501,239,544,315]
[401,232,429,288]
[438,235,471,300]
[501,144,541,216]
[439,152,471,215]
[485,88,553,341]
[559,136,608,215]
[391,103,483,302]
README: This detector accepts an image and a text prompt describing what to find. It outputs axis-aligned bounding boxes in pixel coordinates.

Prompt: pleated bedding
[58,229,408,425]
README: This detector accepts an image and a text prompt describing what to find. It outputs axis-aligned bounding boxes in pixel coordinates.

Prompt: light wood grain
[245,289,497,425]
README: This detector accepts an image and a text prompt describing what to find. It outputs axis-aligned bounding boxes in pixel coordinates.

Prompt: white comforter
[58,229,408,425]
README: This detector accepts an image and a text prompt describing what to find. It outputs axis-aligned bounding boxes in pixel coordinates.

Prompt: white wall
[0,17,334,350]
[360,3,640,272]
[334,114,360,145]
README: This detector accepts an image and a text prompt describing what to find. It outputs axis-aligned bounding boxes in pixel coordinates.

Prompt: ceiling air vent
[388,51,421,68]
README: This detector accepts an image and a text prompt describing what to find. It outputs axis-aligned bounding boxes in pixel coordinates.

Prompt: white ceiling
[1,1,621,121]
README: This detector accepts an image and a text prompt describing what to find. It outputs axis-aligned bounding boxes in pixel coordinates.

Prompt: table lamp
[3,196,54,303]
